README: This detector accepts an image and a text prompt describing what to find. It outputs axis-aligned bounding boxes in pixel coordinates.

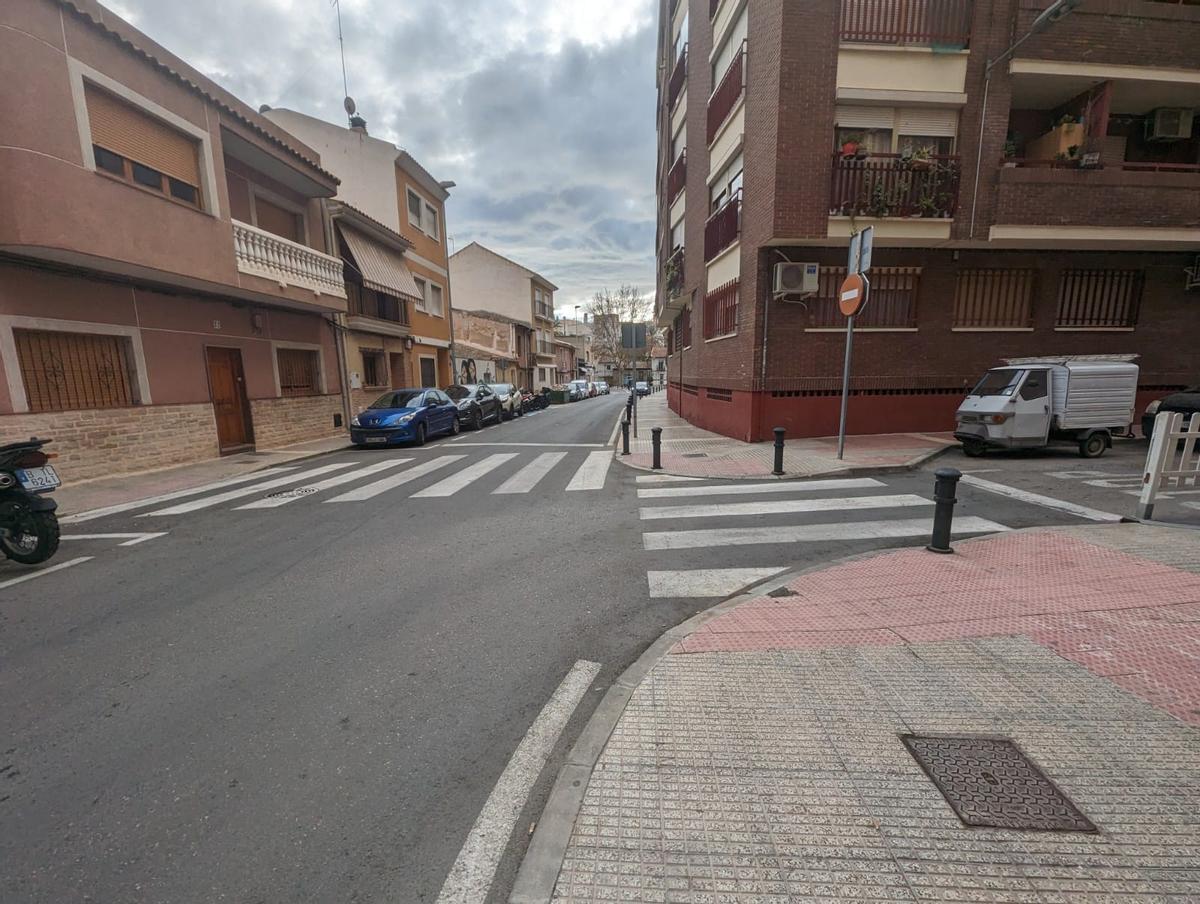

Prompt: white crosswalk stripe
[643,516,1007,551]
[565,451,611,492]
[235,459,412,509]
[639,493,931,521]
[637,477,883,499]
[412,453,519,498]
[325,455,465,502]
[143,463,357,516]
[493,452,568,495]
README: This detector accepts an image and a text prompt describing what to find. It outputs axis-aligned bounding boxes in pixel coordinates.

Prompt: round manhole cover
[265,487,319,499]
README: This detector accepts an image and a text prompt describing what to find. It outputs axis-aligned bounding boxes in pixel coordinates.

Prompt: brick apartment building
[1,0,351,480]
[655,0,1200,442]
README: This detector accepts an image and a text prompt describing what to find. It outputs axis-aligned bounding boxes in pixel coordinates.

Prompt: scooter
[0,438,61,565]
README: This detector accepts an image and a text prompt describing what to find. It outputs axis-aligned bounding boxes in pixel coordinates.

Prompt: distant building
[452,309,523,386]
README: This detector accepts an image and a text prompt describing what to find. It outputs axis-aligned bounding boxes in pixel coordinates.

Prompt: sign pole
[837,313,855,460]
[836,227,872,462]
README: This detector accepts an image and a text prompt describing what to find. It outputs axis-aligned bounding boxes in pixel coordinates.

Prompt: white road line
[492,452,567,495]
[431,442,606,448]
[959,475,1123,523]
[635,474,703,484]
[411,453,519,498]
[640,494,932,520]
[325,456,465,502]
[60,532,168,547]
[565,451,612,492]
[0,557,93,591]
[142,463,357,516]
[60,467,299,523]
[234,459,412,509]
[435,659,601,904]
[637,477,885,499]
[642,516,1009,550]
[648,567,788,598]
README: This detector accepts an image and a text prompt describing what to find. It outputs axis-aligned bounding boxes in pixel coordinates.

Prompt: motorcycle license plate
[15,466,61,491]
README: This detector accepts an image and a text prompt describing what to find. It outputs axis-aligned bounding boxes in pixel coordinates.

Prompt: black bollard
[621,419,631,456]
[651,427,663,470]
[926,467,963,554]
[772,427,786,476]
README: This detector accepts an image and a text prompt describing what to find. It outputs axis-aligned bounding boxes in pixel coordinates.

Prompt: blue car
[350,387,460,447]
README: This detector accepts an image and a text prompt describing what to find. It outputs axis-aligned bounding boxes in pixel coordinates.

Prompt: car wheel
[413,423,426,447]
[449,416,461,437]
[962,440,986,458]
[1079,433,1107,458]
[472,408,483,431]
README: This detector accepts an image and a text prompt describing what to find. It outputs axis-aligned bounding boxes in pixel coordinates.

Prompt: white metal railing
[232,219,346,298]
[1138,411,1200,519]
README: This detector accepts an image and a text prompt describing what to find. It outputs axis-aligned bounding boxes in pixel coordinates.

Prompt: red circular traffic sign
[838,273,867,316]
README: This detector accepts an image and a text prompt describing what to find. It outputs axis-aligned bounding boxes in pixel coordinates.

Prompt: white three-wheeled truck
[954,355,1138,458]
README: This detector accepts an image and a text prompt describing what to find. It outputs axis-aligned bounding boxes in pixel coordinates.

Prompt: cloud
[101,0,658,311]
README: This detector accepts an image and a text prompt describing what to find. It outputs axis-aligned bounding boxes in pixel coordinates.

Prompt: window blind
[84,83,200,187]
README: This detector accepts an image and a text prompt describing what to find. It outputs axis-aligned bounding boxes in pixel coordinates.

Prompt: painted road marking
[61,467,299,523]
[234,459,413,509]
[565,451,612,492]
[325,456,465,502]
[412,454,519,498]
[0,557,93,591]
[429,442,605,448]
[60,532,168,547]
[142,463,357,516]
[642,516,1009,550]
[435,659,601,904]
[640,494,932,521]
[637,477,884,499]
[635,474,703,484]
[959,475,1123,523]
[647,567,788,598]
[492,452,568,495]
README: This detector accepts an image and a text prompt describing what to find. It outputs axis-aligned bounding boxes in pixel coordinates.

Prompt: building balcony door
[205,346,253,453]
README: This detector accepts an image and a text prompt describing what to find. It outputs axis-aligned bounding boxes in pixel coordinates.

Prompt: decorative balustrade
[232,219,345,298]
[829,153,961,219]
[704,190,741,262]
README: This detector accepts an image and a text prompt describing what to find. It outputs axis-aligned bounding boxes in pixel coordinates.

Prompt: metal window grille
[277,348,320,397]
[953,269,1036,328]
[1056,269,1143,328]
[703,279,739,339]
[361,351,385,387]
[681,307,693,347]
[810,267,921,328]
[15,329,135,412]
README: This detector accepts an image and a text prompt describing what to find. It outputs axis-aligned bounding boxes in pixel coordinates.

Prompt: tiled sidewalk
[550,525,1200,903]
[617,392,953,479]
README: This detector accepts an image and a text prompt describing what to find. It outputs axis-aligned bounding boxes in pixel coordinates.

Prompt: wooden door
[419,356,437,388]
[389,353,406,389]
[206,347,252,452]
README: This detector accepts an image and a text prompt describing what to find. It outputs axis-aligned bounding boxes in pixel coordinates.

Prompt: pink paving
[674,532,1200,726]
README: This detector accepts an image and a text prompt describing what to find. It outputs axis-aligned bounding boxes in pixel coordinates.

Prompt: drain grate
[265,487,319,499]
[900,735,1097,832]
[680,452,708,459]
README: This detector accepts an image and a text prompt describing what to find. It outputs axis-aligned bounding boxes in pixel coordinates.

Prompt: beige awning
[338,225,422,301]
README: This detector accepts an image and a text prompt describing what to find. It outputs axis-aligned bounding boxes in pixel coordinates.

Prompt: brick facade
[248,394,343,449]
[995,169,1200,228]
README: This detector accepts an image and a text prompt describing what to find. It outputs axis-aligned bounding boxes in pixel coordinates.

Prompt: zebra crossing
[637,474,1010,598]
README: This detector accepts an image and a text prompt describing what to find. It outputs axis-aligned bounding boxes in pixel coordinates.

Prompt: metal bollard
[772,427,785,476]
[651,427,663,470]
[926,467,963,554]
[621,419,631,455]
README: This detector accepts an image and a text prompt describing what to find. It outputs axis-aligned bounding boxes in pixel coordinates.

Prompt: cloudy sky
[102,0,659,313]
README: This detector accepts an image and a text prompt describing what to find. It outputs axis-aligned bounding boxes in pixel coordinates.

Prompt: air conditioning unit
[773,262,819,296]
[1146,108,1195,142]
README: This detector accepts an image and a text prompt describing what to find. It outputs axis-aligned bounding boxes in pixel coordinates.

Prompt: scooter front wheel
[1,508,61,565]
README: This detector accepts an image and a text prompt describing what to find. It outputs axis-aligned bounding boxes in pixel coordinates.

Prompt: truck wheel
[1079,433,1107,458]
[962,440,986,458]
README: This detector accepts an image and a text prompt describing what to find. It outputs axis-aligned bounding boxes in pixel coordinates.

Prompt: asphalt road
[0,396,1122,904]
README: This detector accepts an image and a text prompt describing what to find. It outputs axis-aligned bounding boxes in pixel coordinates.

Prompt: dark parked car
[447,384,504,430]
[350,388,459,447]
[635,381,650,396]
[1143,387,1200,438]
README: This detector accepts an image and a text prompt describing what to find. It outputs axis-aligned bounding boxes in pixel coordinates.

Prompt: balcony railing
[537,341,555,356]
[667,45,687,110]
[535,302,555,320]
[704,189,741,262]
[667,151,687,203]
[232,220,345,298]
[829,153,961,219]
[665,246,685,298]
[840,0,973,48]
[349,285,409,326]
[707,42,745,145]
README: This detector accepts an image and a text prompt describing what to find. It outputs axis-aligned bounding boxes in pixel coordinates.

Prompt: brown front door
[206,346,253,452]
[389,353,406,389]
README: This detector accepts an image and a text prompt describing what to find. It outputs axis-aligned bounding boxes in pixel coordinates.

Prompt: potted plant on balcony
[917,193,939,218]
[841,134,864,158]
[1002,139,1019,167]
[909,146,934,172]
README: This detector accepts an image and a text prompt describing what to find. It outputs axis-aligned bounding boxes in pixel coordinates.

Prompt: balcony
[348,285,410,327]
[839,0,973,48]
[829,153,960,219]
[534,302,555,321]
[536,340,555,357]
[665,246,686,298]
[707,42,745,145]
[704,190,741,263]
[232,220,345,298]
[666,152,687,204]
[667,45,687,110]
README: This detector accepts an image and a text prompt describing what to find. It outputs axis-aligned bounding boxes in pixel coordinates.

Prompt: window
[254,196,303,243]
[413,277,428,312]
[711,6,747,88]
[362,350,386,388]
[898,134,954,156]
[954,270,1036,329]
[710,152,743,214]
[419,357,438,387]
[811,267,920,329]
[84,83,202,208]
[277,348,320,397]
[703,279,739,339]
[1019,371,1048,401]
[673,11,688,63]
[671,118,685,163]
[1056,270,1143,328]
[407,189,423,228]
[670,216,685,251]
[836,127,892,154]
[15,329,136,412]
[428,283,444,317]
[425,204,439,239]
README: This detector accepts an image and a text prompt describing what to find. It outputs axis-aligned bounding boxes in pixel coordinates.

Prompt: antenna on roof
[332,0,351,124]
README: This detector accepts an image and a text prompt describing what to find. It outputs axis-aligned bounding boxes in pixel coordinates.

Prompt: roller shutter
[84,83,201,186]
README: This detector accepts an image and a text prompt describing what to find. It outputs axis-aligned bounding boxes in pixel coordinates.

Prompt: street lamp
[574,305,580,337]
[969,0,1084,237]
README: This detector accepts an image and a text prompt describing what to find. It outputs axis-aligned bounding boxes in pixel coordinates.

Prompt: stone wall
[249,394,343,448]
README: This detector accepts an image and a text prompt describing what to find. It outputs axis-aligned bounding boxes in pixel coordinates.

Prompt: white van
[955,355,1138,458]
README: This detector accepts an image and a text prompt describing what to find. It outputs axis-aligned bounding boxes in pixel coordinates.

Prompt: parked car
[350,388,459,447]
[635,381,650,396]
[595,381,610,395]
[447,383,504,429]
[568,380,590,400]
[586,382,600,397]
[1142,386,1200,438]
[489,382,523,420]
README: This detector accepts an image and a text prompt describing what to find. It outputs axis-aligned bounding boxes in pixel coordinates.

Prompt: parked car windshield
[368,390,424,409]
[491,384,513,395]
[445,385,474,401]
[970,369,1025,397]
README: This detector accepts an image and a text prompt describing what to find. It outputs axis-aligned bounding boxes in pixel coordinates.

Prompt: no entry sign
[838,273,867,316]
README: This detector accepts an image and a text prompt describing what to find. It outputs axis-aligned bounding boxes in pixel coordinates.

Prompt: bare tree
[587,285,652,385]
